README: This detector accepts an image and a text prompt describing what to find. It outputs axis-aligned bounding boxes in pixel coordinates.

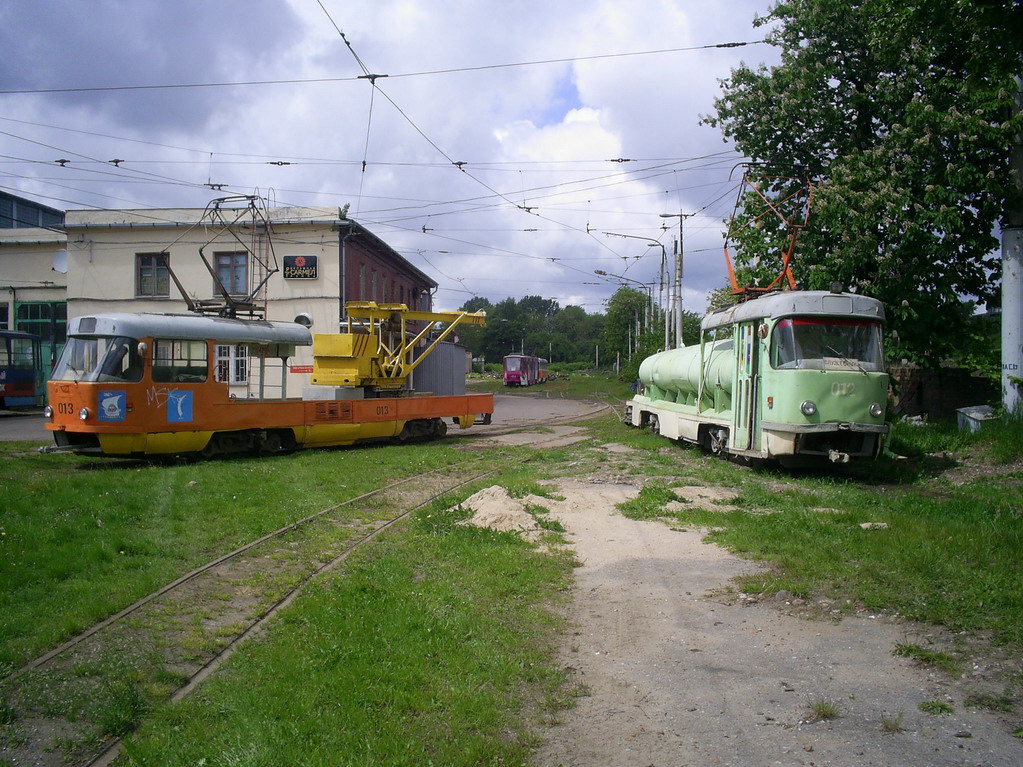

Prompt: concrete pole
[1003,76,1023,413]
[674,232,683,348]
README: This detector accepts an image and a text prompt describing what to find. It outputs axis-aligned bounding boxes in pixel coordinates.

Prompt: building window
[371,270,377,303]
[359,264,366,300]
[214,252,248,296]
[215,344,248,384]
[1,303,8,330]
[15,301,67,346]
[136,253,170,297]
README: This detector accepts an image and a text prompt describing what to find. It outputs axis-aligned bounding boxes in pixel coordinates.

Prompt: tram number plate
[57,402,75,415]
[375,405,390,416]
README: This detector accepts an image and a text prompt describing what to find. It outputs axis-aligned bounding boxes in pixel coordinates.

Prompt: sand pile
[455,485,548,543]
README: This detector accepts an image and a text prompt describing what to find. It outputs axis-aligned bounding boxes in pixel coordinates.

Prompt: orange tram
[42,303,493,458]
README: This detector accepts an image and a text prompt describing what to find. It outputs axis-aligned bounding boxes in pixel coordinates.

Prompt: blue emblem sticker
[165,390,193,423]
[97,390,127,422]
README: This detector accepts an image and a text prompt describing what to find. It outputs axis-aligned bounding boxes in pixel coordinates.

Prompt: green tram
[625,289,889,466]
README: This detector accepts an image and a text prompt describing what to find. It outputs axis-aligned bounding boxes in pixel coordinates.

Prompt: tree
[705,0,1023,364]
[602,287,653,365]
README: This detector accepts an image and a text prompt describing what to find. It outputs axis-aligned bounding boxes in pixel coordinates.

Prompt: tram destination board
[283,255,318,279]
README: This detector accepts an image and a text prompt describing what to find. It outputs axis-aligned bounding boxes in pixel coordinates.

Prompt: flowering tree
[705,0,1023,364]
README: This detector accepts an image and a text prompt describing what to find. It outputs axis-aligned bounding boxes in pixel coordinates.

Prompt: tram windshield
[505,357,521,371]
[771,318,884,372]
[51,336,144,383]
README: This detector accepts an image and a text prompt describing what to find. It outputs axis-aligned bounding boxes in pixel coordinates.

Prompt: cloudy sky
[0,0,780,314]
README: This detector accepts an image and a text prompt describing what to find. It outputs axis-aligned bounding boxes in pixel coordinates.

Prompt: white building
[2,196,439,398]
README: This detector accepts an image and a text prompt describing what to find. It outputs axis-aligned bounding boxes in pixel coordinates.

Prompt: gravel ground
[529,477,1023,767]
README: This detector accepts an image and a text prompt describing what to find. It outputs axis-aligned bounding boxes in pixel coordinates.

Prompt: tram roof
[66,313,312,346]
[702,290,886,332]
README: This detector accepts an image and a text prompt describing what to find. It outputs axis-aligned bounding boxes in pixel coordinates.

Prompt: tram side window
[153,340,208,383]
[9,337,35,369]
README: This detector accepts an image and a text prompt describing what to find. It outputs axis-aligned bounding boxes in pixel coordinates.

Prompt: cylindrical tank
[639,340,734,399]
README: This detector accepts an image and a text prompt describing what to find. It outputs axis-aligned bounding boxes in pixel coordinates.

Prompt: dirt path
[530,477,1022,767]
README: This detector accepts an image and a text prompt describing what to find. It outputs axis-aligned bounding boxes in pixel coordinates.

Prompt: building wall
[0,227,68,367]
[343,235,432,311]
[62,207,438,397]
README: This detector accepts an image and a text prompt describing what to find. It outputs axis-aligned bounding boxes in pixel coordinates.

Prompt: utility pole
[661,212,693,348]
[1004,75,1023,413]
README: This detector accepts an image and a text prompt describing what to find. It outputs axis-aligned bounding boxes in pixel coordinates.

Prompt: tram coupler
[828,450,851,463]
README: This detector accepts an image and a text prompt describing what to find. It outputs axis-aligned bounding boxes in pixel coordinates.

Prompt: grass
[0,440,482,671]
[804,697,840,722]
[3,375,1022,761]
[661,475,1023,645]
[618,484,683,520]
[469,371,633,402]
[889,410,1023,465]
[122,488,576,766]
[893,643,960,675]
[918,700,954,715]
[880,712,905,733]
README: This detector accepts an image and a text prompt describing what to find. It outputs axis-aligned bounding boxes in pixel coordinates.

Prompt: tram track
[5,399,609,687]
[3,461,486,687]
[4,422,602,767]
[81,461,505,767]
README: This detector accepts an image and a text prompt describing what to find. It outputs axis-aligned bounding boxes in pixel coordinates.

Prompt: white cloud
[0,0,779,314]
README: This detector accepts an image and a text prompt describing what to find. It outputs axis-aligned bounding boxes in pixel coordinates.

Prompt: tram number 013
[58,402,75,415]
[375,405,390,416]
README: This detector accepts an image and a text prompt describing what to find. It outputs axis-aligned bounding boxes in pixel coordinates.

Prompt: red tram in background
[502,354,548,387]
[0,330,42,408]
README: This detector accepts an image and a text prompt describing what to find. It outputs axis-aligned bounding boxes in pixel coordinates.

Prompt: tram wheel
[259,430,283,456]
[709,428,728,455]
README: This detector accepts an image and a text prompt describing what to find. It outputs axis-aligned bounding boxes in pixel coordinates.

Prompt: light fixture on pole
[600,231,666,345]
[660,213,694,347]
[594,269,655,346]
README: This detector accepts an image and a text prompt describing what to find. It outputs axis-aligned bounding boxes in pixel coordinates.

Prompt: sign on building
[283,255,318,279]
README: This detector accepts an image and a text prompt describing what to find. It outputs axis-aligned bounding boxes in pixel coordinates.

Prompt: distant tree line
[456,291,701,378]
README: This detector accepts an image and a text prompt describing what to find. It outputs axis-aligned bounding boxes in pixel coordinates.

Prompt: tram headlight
[78,407,90,421]
[869,402,884,418]
[800,400,818,417]
[43,405,53,419]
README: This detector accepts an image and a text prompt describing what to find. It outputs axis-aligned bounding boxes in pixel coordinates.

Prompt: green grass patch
[805,697,840,722]
[964,691,1015,712]
[889,412,1023,465]
[0,441,480,671]
[468,371,631,402]
[918,700,954,715]
[122,494,575,766]
[617,484,681,520]
[668,475,1023,646]
[880,712,905,733]
[893,643,960,675]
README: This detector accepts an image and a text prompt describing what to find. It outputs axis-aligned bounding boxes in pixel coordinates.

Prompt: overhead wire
[1,15,755,305]
[0,41,767,96]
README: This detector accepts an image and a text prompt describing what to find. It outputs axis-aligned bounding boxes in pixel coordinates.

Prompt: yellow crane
[311,302,486,390]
